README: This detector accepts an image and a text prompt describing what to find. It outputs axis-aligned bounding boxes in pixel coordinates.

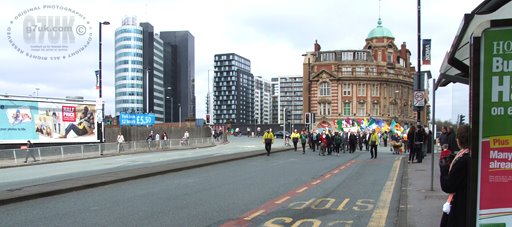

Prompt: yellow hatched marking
[296,187,308,193]
[275,196,290,204]
[244,209,265,220]
[312,180,322,185]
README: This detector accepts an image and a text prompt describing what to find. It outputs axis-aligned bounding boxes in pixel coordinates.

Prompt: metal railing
[0,137,214,167]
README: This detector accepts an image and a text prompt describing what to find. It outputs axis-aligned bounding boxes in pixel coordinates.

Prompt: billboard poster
[0,98,98,144]
[478,27,512,226]
[119,113,155,126]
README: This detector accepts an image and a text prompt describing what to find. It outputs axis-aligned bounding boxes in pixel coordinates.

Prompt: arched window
[319,82,331,96]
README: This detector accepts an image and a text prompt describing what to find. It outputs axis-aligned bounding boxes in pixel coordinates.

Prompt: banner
[422,39,431,65]
[0,98,98,144]
[478,28,512,226]
[95,70,100,90]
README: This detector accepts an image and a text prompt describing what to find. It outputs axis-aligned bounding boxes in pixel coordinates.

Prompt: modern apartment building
[254,76,272,124]
[213,53,254,124]
[270,76,304,125]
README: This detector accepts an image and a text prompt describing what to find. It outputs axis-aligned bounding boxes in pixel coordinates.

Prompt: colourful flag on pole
[390,120,397,133]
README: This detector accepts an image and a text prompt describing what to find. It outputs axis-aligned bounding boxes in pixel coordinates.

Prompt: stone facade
[303,35,417,129]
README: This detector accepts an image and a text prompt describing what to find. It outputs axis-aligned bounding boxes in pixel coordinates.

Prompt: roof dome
[367,18,394,39]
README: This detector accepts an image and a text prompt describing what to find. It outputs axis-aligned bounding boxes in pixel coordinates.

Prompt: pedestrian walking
[155,132,161,149]
[440,124,470,227]
[369,129,379,159]
[117,132,125,153]
[291,129,300,151]
[334,132,342,156]
[414,125,426,163]
[300,129,308,154]
[263,129,274,156]
[146,131,154,150]
[162,132,168,148]
[24,140,37,163]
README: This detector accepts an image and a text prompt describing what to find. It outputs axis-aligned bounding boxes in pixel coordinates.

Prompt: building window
[342,84,352,96]
[371,103,379,116]
[390,104,396,116]
[371,84,379,96]
[319,82,331,96]
[320,103,331,116]
[387,53,393,64]
[343,102,351,116]
[342,67,352,75]
[355,67,365,75]
[357,102,366,116]
[357,83,366,96]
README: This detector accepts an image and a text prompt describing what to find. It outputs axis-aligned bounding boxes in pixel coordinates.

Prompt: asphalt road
[0,143,403,227]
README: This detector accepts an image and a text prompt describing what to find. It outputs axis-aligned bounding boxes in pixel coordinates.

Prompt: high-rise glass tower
[114,16,144,115]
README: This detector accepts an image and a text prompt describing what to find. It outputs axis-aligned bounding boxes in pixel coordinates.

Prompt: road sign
[413,91,425,107]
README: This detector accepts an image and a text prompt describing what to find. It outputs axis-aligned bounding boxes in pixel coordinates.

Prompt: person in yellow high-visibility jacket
[369,129,380,159]
[290,129,301,151]
[263,129,275,156]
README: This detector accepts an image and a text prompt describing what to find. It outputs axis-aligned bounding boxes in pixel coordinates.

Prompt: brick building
[302,19,417,130]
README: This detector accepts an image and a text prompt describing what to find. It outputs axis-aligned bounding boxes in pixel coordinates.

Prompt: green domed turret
[367,18,394,39]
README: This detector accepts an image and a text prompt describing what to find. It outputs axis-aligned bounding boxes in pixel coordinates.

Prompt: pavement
[0,137,448,226]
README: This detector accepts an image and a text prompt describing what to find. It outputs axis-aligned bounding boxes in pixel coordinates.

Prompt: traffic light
[459,114,465,125]
[305,113,310,124]
[311,113,316,124]
[206,114,211,125]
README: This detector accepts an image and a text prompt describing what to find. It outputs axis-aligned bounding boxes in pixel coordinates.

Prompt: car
[273,130,291,139]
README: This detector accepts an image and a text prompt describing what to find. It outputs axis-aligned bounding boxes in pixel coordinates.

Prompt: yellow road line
[274,196,290,204]
[296,187,308,193]
[244,209,265,220]
[367,157,402,227]
[312,180,322,185]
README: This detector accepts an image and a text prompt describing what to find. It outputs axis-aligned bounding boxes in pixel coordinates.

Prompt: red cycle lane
[221,159,358,227]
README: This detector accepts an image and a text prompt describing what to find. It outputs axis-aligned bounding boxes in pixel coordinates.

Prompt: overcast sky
[0,0,482,123]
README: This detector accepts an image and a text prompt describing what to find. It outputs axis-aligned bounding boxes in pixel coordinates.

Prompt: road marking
[296,187,308,193]
[244,209,265,220]
[333,170,339,174]
[367,157,402,227]
[221,159,357,226]
[275,196,290,204]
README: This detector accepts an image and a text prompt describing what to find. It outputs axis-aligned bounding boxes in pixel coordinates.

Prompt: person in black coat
[407,126,416,163]
[446,126,459,152]
[349,132,357,153]
[414,125,426,163]
[440,124,470,227]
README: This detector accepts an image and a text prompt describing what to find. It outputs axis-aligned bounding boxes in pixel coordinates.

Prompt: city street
[0,137,407,226]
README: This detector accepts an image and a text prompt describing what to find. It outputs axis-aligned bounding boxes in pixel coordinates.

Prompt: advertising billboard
[478,27,512,226]
[119,113,155,126]
[0,96,98,144]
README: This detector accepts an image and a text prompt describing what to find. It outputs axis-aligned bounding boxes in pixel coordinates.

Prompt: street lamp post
[166,87,173,122]
[35,88,40,97]
[179,103,181,127]
[98,21,109,143]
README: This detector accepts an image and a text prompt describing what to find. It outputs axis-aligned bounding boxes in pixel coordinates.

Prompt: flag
[368,117,375,126]
[390,120,397,133]
[95,70,100,90]
[363,118,369,127]
[337,119,344,132]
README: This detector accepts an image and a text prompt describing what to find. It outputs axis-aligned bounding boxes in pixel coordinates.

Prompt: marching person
[369,129,379,159]
[300,129,308,154]
[291,129,300,151]
[263,129,275,156]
